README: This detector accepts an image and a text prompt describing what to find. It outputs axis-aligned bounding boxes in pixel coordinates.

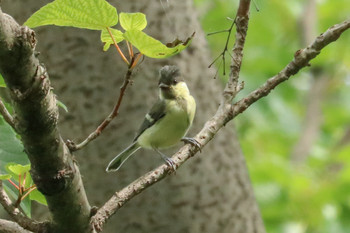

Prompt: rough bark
[3,1,265,232]
[0,8,90,233]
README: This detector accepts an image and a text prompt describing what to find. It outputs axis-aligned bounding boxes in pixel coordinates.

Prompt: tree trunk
[2,1,265,232]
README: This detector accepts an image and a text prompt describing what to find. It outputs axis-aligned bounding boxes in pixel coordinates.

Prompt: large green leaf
[24,0,118,30]
[123,30,194,58]
[0,73,5,87]
[119,12,147,31]
[100,28,124,51]
[0,116,29,174]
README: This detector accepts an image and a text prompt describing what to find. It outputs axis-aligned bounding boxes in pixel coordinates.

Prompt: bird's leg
[154,148,176,171]
[181,137,202,152]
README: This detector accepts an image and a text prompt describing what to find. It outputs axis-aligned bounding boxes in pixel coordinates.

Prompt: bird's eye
[173,79,178,85]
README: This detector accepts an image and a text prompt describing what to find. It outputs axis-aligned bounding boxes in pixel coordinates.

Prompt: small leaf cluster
[1,115,47,217]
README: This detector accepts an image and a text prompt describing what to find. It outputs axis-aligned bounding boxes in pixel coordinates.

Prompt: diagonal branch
[0,219,32,233]
[90,15,350,232]
[231,19,350,117]
[0,181,47,233]
[0,9,91,233]
[91,0,251,231]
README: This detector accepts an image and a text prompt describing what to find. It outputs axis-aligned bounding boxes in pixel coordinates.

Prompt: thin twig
[207,15,237,75]
[68,68,134,151]
[0,98,15,129]
[0,181,49,232]
[90,17,350,232]
[207,29,230,36]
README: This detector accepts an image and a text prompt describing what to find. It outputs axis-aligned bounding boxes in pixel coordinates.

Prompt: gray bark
[0,8,91,233]
[2,1,265,232]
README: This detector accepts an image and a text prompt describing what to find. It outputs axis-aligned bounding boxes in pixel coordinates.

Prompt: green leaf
[0,174,11,180]
[24,0,118,30]
[123,30,194,58]
[0,115,29,174]
[0,73,5,87]
[119,12,147,31]
[57,99,69,113]
[100,28,124,51]
[30,189,47,206]
[6,163,31,176]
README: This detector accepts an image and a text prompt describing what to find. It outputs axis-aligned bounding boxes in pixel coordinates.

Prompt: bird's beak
[159,83,170,89]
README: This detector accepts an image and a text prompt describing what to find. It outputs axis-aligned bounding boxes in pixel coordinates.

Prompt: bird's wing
[133,99,166,142]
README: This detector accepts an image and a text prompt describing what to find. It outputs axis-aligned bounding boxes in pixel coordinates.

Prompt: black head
[158,65,183,87]
[158,66,186,99]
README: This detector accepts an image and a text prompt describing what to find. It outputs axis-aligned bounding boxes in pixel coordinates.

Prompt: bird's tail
[106,141,141,172]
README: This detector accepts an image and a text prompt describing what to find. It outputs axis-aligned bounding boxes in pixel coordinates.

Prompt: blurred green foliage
[194,0,350,232]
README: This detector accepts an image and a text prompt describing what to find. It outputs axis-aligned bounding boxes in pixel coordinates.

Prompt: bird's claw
[181,137,202,152]
[164,157,177,173]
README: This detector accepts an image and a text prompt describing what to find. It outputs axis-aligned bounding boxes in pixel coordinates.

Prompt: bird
[106,65,199,172]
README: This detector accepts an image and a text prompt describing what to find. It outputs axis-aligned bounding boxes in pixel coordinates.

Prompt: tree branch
[223,0,251,103]
[90,16,350,232]
[0,219,33,233]
[0,181,47,233]
[0,97,15,129]
[0,9,91,233]
[91,0,252,231]
[231,19,350,118]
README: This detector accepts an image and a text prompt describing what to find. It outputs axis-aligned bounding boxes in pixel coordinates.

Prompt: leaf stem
[7,179,19,190]
[131,53,143,69]
[18,174,22,194]
[106,27,129,65]
[126,41,134,58]
[23,184,36,193]
[21,186,37,201]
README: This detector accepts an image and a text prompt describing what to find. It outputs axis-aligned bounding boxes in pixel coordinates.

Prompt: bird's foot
[154,148,177,172]
[181,137,202,152]
[163,156,177,172]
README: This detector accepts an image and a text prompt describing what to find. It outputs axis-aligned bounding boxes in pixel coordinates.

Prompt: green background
[194,0,350,232]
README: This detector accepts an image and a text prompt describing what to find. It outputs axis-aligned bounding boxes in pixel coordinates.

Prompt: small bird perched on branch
[106,65,199,172]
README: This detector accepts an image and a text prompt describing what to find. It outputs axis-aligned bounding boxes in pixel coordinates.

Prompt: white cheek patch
[174,82,190,95]
[145,114,154,123]
[178,82,187,89]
